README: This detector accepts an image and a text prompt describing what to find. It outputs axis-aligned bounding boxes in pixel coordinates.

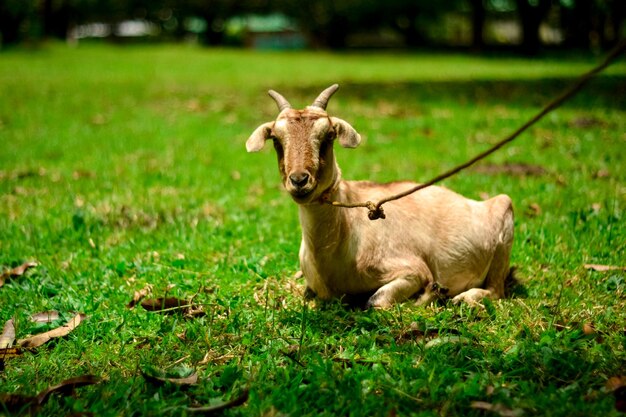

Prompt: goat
[246,84,514,308]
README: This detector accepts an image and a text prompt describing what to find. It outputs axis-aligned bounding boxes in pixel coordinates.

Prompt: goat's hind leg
[452,198,514,306]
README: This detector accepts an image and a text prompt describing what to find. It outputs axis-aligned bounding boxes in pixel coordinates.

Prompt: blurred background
[1,0,624,54]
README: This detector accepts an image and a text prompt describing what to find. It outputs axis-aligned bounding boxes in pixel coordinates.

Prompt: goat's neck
[298,164,347,249]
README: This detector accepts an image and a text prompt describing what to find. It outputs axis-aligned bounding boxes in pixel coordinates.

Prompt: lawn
[0,43,625,416]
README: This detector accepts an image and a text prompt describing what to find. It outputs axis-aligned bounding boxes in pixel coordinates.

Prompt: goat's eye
[319,140,329,156]
[325,130,336,141]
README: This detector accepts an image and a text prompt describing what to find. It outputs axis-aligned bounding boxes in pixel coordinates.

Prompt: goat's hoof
[451,295,484,309]
[365,295,392,309]
[304,286,316,300]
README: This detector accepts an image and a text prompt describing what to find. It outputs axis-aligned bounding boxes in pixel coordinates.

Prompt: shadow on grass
[284,75,626,111]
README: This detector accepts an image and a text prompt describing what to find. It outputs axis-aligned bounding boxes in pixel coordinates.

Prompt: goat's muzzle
[289,172,310,188]
[286,170,317,202]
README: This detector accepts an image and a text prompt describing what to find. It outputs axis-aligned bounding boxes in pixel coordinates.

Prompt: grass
[0,42,625,416]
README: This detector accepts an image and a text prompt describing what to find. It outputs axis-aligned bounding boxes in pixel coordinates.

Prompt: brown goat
[247,84,514,308]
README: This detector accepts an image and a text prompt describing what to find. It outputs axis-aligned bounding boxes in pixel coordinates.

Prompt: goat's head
[247,84,361,204]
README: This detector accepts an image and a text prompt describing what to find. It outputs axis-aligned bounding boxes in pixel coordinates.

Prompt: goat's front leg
[365,262,433,309]
[366,277,421,308]
[451,287,496,307]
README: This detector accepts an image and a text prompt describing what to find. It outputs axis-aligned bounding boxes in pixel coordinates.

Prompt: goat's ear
[246,122,274,152]
[331,117,361,148]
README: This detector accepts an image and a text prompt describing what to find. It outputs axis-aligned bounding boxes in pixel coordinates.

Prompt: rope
[326,40,626,220]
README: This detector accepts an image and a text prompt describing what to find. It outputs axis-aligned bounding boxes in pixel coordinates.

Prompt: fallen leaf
[17,313,84,348]
[473,163,546,177]
[0,375,100,413]
[0,347,22,372]
[35,375,101,405]
[0,392,37,413]
[30,311,60,323]
[0,261,38,287]
[424,336,469,349]
[593,169,610,179]
[186,389,249,414]
[582,323,596,335]
[141,365,198,386]
[0,347,22,360]
[127,285,153,309]
[569,116,605,128]
[470,401,523,417]
[607,376,626,392]
[141,297,189,311]
[584,264,626,272]
[140,297,205,317]
[394,322,448,344]
[72,169,95,180]
[607,376,626,413]
[184,306,206,318]
[0,319,15,349]
[526,203,542,217]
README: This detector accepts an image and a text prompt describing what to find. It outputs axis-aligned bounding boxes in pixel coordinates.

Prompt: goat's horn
[268,90,291,112]
[311,84,339,110]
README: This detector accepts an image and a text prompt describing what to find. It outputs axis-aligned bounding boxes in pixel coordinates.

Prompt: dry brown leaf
[35,375,100,405]
[184,306,206,318]
[198,352,235,366]
[584,264,626,272]
[127,285,153,309]
[0,347,22,360]
[30,311,60,323]
[473,163,547,177]
[607,376,626,392]
[0,392,38,413]
[140,297,205,317]
[0,261,38,287]
[186,389,249,414]
[394,322,446,344]
[593,169,610,179]
[582,323,596,335]
[141,297,190,312]
[0,346,22,372]
[0,319,15,349]
[607,376,626,413]
[526,203,542,217]
[17,313,84,348]
[470,401,523,417]
[569,116,605,129]
[141,369,198,386]
[0,375,100,413]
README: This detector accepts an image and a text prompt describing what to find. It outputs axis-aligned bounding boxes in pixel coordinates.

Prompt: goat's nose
[289,172,310,187]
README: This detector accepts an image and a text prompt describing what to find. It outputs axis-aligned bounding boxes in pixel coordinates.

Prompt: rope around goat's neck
[324,40,626,221]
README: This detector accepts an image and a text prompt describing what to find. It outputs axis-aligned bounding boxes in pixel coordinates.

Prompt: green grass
[0,43,625,416]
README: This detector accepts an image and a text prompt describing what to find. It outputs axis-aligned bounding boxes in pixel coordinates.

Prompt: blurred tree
[180,0,269,45]
[385,0,451,48]
[560,0,624,49]
[0,0,620,50]
[515,0,552,54]
[468,0,486,50]
[0,0,38,45]
[273,0,371,48]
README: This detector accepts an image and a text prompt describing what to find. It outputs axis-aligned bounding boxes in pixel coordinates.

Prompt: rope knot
[365,202,385,220]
